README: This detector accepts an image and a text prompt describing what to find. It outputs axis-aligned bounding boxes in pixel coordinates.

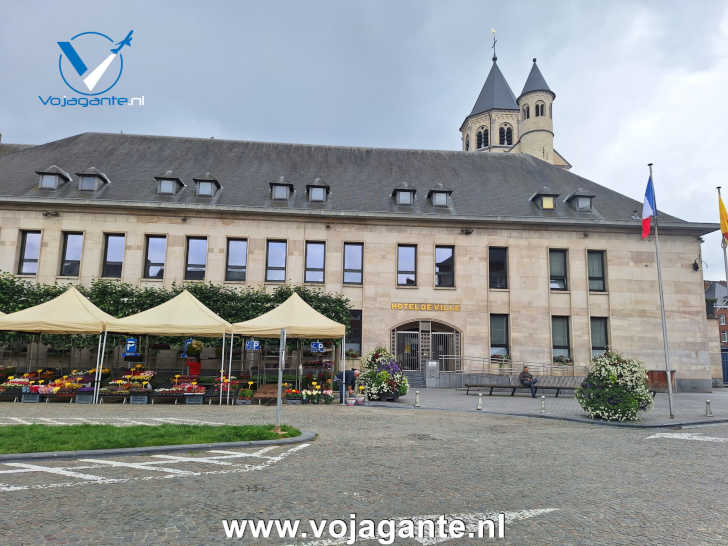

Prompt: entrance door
[395,331,420,371]
[432,332,457,372]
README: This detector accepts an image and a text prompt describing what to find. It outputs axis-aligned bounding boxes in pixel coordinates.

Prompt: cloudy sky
[2,0,727,278]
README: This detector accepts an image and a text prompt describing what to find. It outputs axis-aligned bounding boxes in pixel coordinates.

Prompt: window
[266,240,287,282]
[489,247,508,289]
[523,105,530,119]
[197,181,215,196]
[490,314,509,357]
[272,184,289,200]
[591,317,608,357]
[396,190,414,205]
[144,235,166,279]
[465,135,470,151]
[540,196,555,209]
[550,103,553,118]
[552,316,571,360]
[60,232,83,276]
[346,310,363,356]
[721,315,727,326]
[343,242,363,284]
[158,179,177,194]
[722,331,728,343]
[476,129,488,148]
[79,176,99,191]
[435,245,454,287]
[536,102,545,116]
[431,191,448,207]
[499,125,513,145]
[185,237,207,280]
[225,238,247,281]
[17,230,41,275]
[309,186,326,202]
[549,249,568,290]
[305,241,325,283]
[576,196,592,211]
[102,234,125,278]
[39,174,60,189]
[397,244,417,286]
[587,250,606,292]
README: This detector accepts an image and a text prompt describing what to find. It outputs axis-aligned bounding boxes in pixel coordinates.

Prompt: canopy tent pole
[341,334,346,404]
[92,333,102,404]
[275,328,286,430]
[94,331,108,404]
[219,333,226,406]
[226,333,234,405]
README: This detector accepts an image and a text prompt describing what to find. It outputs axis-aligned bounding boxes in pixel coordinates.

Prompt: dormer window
[272,184,290,200]
[78,176,99,191]
[395,190,414,205]
[429,190,451,207]
[308,186,326,202]
[576,196,592,211]
[531,189,559,210]
[158,179,179,194]
[565,191,595,212]
[39,174,60,189]
[197,181,215,196]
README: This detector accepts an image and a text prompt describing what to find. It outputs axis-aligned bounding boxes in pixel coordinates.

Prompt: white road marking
[38,417,72,425]
[209,445,280,459]
[0,444,309,493]
[9,417,31,425]
[3,462,105,481]
[151,454,232,466]
[78,459,193,474]
[646,432,728,443]
[289,508,559,546]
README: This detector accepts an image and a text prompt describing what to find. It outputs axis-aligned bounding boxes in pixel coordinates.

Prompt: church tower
[459,52,520,153]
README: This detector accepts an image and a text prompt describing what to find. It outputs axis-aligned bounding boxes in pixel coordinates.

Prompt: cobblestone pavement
[1,403,727,544]
[390,388,728,426]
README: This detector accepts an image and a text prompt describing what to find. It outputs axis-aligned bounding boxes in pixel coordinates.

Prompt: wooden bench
[465,374,512,395]
[526,375,583,397]
[466,374,585,397]
[253,384,279,402]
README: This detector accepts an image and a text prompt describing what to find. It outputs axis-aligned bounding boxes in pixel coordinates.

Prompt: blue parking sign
[311,342,324,353]
[246,340,260,351]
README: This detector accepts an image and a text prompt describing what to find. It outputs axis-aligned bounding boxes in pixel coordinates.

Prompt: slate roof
[0,132,716,234]
[467,60,519,118]
[0,143,33,159]
[519,58,554,100]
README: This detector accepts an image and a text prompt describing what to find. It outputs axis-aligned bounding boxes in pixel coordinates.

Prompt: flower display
[359,347,409,400]
[575,352,653,421]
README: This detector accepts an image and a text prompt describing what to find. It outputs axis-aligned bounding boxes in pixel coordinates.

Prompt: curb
[363,401,728,429]
[0,431,317,462]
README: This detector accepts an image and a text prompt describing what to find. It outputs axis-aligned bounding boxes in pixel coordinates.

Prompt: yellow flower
[7,376,13,380]
[38,380,44,384]
[248,381,253,386]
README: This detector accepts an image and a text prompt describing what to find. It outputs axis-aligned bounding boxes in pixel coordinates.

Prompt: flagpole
[717,187,728,285]
[649,163,674,419]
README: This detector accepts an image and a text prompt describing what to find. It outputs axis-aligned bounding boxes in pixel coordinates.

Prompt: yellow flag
[720,195,728,241]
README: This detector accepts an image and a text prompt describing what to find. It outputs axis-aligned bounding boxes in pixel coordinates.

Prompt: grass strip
[0,424,301,454]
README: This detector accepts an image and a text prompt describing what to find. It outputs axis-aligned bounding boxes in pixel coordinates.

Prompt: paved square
[0,402,726,544]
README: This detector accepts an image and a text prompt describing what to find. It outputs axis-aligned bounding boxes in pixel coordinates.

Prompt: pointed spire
[519,58,554,100]
[468,59,519,117]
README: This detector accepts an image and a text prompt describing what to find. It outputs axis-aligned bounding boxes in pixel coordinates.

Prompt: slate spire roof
[519,58,554,100]
[467,58,519,118]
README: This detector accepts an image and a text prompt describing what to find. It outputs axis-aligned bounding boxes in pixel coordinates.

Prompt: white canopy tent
[232,293,346,427]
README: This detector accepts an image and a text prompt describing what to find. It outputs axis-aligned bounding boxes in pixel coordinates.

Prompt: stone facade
[0,204,719,391]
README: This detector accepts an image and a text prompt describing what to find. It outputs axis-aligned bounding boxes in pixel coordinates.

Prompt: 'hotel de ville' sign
[391,302,461,312]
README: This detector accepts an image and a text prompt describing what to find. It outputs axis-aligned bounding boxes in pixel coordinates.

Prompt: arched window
[549,103,553,118]
[535,102,545,117]
[506,126,512,145]
[483,129,488,147]
[499,125,512,146]
[465,135,470,151]
[476,130,483,149]
[499,127,505,145]
[523,105,530,120]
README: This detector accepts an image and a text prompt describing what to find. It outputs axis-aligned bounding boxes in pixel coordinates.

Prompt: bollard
[122,398,127,405]
[45,398,49,405]
[706,399,713,417]
[208,399,212,406]
[476,392,483,411]
[174,399,178,405]
[540,395,546,414]
[415,390,421,408]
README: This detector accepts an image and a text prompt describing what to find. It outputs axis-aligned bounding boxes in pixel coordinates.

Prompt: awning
[0,286,113,334]
[105,289,231,337]
[231,292,345,338]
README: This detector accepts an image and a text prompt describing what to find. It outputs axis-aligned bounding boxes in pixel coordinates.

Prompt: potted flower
[359,347,409,401]
[320,389,334,404]
[285,388,303,404]
[237,388,254,405]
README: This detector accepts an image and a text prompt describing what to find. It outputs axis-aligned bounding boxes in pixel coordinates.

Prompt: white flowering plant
[359,347,409,400]
[575,352,653,421]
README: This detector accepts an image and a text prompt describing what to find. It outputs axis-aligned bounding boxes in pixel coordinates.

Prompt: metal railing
[437,355,589,377]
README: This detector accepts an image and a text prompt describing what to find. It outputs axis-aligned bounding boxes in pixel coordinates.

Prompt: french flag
[641,177,656,239]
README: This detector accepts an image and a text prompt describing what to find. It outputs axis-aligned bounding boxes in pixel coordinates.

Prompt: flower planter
[21,393,40,403]
[236,398,252,405]
[129,393,149,405]
[185,393,205,405]
[75,392,94,404]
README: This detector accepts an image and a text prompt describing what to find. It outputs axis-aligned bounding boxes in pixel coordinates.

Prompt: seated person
[519,366,538,398]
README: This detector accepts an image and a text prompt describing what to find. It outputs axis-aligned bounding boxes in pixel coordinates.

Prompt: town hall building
[0,55,720,391]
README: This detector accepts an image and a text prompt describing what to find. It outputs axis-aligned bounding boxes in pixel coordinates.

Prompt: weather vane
[491,28,497,60]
